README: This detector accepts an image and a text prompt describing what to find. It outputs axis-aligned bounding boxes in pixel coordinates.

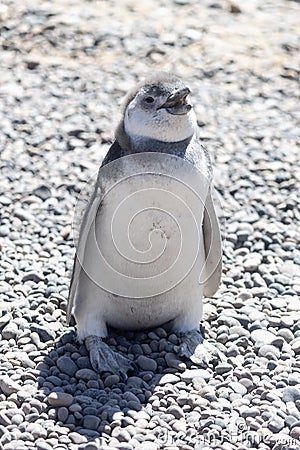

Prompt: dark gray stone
[57,356,78,377]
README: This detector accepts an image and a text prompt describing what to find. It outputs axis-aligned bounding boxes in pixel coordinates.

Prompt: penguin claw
[178,330,225,367]
[85,335,133,375]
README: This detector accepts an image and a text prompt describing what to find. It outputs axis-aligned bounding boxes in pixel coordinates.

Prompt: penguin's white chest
[77,153,210,330]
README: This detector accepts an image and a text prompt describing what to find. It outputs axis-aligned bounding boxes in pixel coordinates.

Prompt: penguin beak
[158,87,192,115]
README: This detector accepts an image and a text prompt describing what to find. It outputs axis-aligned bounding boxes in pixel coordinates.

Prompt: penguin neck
[127,134,194,157]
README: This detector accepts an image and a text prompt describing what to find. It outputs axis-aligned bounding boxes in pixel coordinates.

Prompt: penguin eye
[144,96,155,104]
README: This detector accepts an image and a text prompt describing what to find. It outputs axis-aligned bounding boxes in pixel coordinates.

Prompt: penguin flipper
[66,140,124,324]
[202,189,222,297]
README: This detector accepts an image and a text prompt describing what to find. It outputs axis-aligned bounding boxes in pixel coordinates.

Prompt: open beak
[158,87,192,115]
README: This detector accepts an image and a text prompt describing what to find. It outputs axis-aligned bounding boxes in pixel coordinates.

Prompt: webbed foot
[85,335,133,374]
[178,329,225,366]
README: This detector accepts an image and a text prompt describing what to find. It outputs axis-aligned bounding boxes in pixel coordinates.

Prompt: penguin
[67,73,222,374]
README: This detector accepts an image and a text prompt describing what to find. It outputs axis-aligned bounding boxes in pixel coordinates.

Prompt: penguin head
[122,73,197,144]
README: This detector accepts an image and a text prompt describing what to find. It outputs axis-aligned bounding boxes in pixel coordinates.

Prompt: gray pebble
[57,355,78,377]
[47,392,74,407]
[57,407,69,422]
[29,323,55,342]
[215,363,233,375]
[0,225,9,237]
[241,407,260,418]
[136,355,157,372]
[258,344,280,358]
[268,415,285,433]
[166,405,185,419]
[251,329,277,346]
[75,368,98,381]
[229,382,247,396]
[104,374,120,387]
[157,374,180,385]
[0,376,21,396]
[282,387,300,403]
[83,415,100,430]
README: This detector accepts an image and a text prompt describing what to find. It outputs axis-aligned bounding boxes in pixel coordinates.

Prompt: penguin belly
[73,154,209,335]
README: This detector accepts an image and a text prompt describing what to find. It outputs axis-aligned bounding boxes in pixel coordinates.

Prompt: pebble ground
[0,0,300,449]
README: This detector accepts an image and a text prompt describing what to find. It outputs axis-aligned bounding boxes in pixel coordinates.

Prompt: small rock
[251,329,277,346]
[165,352,185,370]
[83,415,100,430]
[215,363,232,375]
[57,407,69,422]
[180,368,211,382]
[1,322,19,340]
[291,337,300,353]
[277,328,294,343]
[57,355,78,377]
[47,392,74,407]
[0,376,21,395]
[230,382,247,396]
[69,432,88,444]
[29,323,55,342]
[268,415,285,433]
[166,405,185,419]
[282,387,300,403]
[158,374,180,385]
[258,344,280,358]
[22,271,45,283]
[290,427,300,440]
[76,368,98,381]
[0,225,9,237]
[136,355,157,372]
[104,374,120,387]
[241,407,260,418]
[33,185,51,200]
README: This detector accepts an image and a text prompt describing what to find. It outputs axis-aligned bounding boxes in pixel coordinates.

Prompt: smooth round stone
[165,352,185,370]
[288,373,300,386]
[157,374,180,385]
[180,369,211,382]
[111,427,131,442]
[286,297,300,311]
[285,415,298,428]
[135,442,158,450]
[57,356,78,377]
[290,427,300,440]
[166,405,185,419]
[251,329,277,346]
[47,392,74,407]
[282,387,300,403]
[83,415,100,430]
[229,382,247,396]
[36,442,53,450]
[0,376,21,395]
[136,355,157,372]
[291,337,300,353]
[268,415,285,433]
[69,433,88,444]
[258,344,280,358]
[277,328,294,343]
[239,378,254,391]
[0,225,10,237]
[104,374,120,387]
[241,407,260,418]
[75,369,98,381]
[215,363,232,375]
[57,407,69,422]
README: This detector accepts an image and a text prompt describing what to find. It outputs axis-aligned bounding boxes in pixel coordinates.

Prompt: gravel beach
[0,0,300,449]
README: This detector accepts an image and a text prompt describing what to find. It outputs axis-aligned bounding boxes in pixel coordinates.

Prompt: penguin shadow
[37,325,212,445]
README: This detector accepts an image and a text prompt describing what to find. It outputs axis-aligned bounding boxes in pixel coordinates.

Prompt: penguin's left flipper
[85,335,133,375]
[178,329,225,366]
